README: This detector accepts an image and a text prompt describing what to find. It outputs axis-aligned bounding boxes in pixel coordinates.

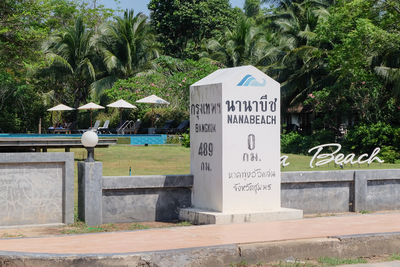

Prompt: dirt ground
[0,221,179,239]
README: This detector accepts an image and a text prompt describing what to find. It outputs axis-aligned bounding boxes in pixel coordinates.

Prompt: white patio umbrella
[47,104,75,111]
[47,104,75,128]
[136,94,170,105]
[136,95,169,127]
[107,99,137,109]
[107,99,137,123]
[78,102,105,127]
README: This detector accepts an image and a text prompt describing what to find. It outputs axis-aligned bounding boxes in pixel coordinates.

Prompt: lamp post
[81,131,98,162]
[78,130,102,226]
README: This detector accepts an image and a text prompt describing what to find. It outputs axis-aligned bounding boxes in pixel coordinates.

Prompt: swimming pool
[0,134,168,145]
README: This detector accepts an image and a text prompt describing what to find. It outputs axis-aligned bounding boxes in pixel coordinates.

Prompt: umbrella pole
[90,110,92,127]
[151,105,155,128]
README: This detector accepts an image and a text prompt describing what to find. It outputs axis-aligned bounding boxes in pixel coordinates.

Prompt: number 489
[198,142,213,157]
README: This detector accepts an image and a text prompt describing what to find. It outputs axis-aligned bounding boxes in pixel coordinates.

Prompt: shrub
[344,122,400,153]
[181,133,190,148]
[281,129,336,155]
[141,107,189,128]
[281,131,303,154]
[166,135,181,144]
[379,146,399,163]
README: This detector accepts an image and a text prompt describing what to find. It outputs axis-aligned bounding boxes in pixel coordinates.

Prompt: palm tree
[373,46,400,99]
[42,16,96,112]
[264,0,332,108]
[93,9,159,96]
[201,17,268,67]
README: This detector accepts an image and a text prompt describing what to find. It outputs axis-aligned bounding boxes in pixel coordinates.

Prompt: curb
[2,232,400,266]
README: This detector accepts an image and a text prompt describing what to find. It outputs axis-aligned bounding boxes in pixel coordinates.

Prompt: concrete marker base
[179,207,303,225]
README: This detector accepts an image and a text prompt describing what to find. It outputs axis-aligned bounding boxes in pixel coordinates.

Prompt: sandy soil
[0,221,179,239]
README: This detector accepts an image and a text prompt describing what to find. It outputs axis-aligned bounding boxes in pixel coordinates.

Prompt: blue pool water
[130,135,167,145]
[0,134,168,145]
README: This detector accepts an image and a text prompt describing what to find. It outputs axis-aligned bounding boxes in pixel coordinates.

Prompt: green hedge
[281,123,400,163]
[343,122,400,163]
[281,129,336,155]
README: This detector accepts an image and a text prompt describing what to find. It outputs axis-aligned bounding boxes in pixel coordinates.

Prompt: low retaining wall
[282,169,400,213]
[78,166,400,225]
[78,165,193,225]
[282,170,354,213]
[102,175,192,223]
[0,153,74,227]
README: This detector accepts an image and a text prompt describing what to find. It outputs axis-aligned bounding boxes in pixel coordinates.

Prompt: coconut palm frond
[90,76,117,98]
[46,53,74,74]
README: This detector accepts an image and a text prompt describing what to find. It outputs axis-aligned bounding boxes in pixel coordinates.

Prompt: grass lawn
[51,144,400,176]
[61,144,191,176]
[96,145,191,176]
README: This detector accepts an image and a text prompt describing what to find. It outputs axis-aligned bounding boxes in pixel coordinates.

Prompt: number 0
[248,134,255,150]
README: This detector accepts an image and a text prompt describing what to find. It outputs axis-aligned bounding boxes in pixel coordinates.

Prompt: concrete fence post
[354,170,368,212]
[78,161,103,226]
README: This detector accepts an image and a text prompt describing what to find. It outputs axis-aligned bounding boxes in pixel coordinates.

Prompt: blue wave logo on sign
[237,74,266,87]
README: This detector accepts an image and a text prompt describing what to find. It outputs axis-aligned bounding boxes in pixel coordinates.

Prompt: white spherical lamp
[81,131,99,147]
[81,131,98,162]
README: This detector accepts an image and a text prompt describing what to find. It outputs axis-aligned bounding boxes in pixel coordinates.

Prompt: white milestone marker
[189,66,284,214]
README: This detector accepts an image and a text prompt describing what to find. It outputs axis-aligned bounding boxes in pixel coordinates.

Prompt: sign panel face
[190,84,223,211]
[222,69,280,212]
[190,66,281,213]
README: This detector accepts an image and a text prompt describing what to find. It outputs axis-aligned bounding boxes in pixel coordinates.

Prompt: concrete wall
[282,169,400,213]
[78,167,399,225]
[0,153,74,227]
[282,170,355,213]
[102,175,192,223]
[357,170,400,211]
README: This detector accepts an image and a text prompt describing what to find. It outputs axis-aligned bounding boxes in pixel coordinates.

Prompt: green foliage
[379,146,399,164]
[262,0,332,112]
[281,130,336,155]
[129,223,150,230]
[101,57,221,121]
[3,0,400,135]
[181,133,190,148]
[148,0,241,58]
[344,122,400,155]
[271,262,317,267]
[309,72,396,125]
[244,0,261,17]
[93,9,159,97]
[311,0,400,125]
[166,135,181,145]
[201,17,270,67]
[0,0,49,73]
[359,210,371,214]
[41,16,96,117]
[229,260,248,267]
[74,0,115,29]
[0,71,46,133]
[142,108,188,128]
[390,253,400,261]
[317,257,367,266]
[176,221,192,226]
